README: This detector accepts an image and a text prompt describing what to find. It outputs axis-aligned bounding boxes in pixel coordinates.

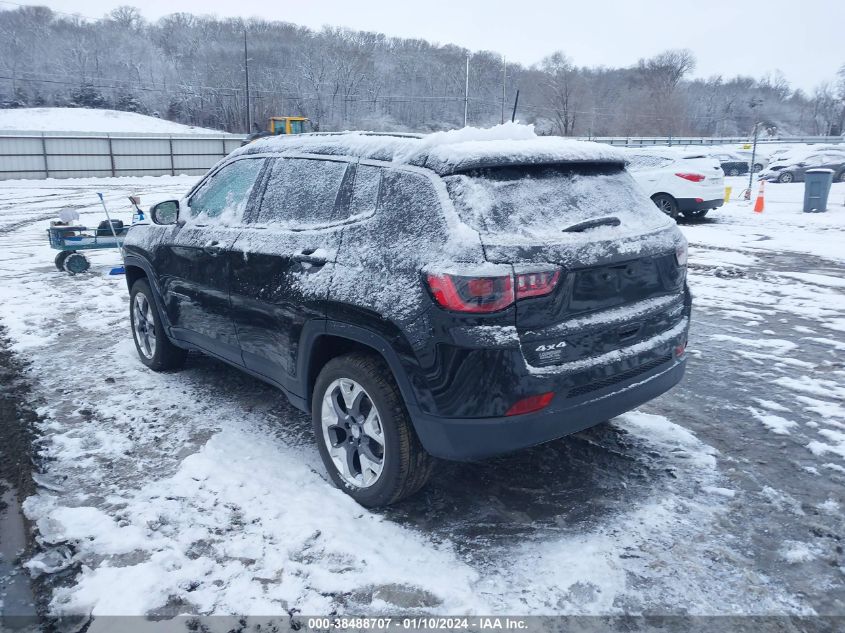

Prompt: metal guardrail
[579,136,845,147]
[0,131,246,181]
[1,130,842,180]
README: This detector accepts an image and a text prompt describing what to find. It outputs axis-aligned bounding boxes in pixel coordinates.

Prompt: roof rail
[299,131,424,139]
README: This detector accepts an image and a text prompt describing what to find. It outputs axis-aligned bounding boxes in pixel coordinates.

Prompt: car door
[155,156,267,363]
[796,154,825,179]
[229,156,362,392]
[821,154,845,179]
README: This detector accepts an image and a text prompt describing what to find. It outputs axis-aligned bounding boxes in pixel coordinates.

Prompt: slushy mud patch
[0,327,39,502]
[0,326,51,628]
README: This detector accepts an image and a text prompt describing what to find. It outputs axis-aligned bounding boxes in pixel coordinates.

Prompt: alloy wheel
[132,293,157,360]
[320,378,385,488]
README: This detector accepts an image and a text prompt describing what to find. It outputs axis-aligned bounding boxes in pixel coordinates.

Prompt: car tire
[54,251,71,271]
[777,172,794,183]
[312,353,433,507]
[129,279,187,371]
[753,163,764,173]
[728,168,740,176]
[837,170,845,183]
[651,194,680,219]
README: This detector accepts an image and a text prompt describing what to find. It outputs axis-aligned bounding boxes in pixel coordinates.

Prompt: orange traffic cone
[753,180,765,213]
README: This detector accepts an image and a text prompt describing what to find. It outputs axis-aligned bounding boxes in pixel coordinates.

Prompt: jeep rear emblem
[535,341,568,352]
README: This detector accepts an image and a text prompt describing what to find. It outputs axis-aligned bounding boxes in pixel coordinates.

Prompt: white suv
[625,148,725,220]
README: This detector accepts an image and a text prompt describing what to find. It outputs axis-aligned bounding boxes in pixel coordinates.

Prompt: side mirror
[150,200,179,225]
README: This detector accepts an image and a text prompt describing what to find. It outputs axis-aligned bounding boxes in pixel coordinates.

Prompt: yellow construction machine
[243,116,309,145]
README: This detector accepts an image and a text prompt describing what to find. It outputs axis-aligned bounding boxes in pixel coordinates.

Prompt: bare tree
[540,52,580,136]
[0,8,839,136]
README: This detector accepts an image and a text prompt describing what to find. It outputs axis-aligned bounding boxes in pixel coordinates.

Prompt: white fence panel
[47,154,112,172]
[0,131,245,180]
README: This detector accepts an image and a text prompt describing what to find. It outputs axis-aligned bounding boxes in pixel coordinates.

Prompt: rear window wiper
[562,216,621,233]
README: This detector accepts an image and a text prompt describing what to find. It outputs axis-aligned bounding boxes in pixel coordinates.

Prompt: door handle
[293,248,327,267]
[293,254,327,267]
[203,241,223,256]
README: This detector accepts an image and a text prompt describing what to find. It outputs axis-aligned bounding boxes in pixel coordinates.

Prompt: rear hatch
[678,153,724,197]
[444,162,687,370]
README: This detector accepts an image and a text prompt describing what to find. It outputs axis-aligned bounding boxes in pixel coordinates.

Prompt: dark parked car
[712,152,749,177]
[123,132,691,506]
[759,151,845,183]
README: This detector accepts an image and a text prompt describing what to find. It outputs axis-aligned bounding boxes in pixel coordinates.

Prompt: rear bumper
[677,198,723,212]
[412,352,687,461]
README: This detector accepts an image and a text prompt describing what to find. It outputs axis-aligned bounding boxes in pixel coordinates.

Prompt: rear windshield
[444,163,642,238]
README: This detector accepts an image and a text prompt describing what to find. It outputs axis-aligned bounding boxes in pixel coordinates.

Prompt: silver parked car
[759,151,845,183]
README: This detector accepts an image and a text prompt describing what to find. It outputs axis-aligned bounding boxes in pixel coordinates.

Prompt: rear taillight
[515,270,560,300]
[675,172,705,182]
[426,269,561,313]
[426,273,514,313]
[506,391,555,416]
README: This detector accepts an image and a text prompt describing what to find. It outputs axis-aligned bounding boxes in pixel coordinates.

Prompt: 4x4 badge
[535,341,568,352]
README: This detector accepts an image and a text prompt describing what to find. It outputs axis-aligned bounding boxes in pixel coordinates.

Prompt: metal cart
[46,220,128,274]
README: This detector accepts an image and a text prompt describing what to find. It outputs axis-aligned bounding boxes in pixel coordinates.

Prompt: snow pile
[0,108,224,134]
[238,124,627,175]
[25,420,481,616]
[416,126,627,175]
[239,131,416,162]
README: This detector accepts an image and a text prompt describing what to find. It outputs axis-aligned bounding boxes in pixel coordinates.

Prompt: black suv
[124,132,691,507]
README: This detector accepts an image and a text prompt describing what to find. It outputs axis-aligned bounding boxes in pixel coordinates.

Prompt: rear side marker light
[426,269,560,313]
[675,243,688,267]
[675,343,686,357]
[506,392,555,416]
[675,173,705,182]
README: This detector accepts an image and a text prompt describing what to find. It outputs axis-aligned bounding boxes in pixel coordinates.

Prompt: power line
[0,0,103,22]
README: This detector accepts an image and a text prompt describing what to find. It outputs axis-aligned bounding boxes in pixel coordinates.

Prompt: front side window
[256,158,348,227]
[189,158,265,222]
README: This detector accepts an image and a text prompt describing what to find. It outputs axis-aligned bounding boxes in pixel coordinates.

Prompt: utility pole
[746,98,763,199]
[500,56,506,124]
[511,89,520,123]
[464,53,469,128]
[747,121,760,198]
[243,30,251,134]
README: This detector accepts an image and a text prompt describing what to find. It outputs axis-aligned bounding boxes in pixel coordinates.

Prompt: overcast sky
[8,0,844,92]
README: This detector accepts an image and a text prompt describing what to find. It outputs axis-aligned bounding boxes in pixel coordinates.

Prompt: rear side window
[347,164,381,219]
[189,158,265,221]
[627,154,672,170]
[256,158,348,227]
[445,163,639,239]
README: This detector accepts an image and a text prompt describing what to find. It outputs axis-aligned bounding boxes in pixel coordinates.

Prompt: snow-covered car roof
[620,146,710,160]
[233,123,628,175]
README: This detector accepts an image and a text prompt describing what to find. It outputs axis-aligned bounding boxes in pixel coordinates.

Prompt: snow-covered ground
[0,175,843,625]
[0,108,223,135]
